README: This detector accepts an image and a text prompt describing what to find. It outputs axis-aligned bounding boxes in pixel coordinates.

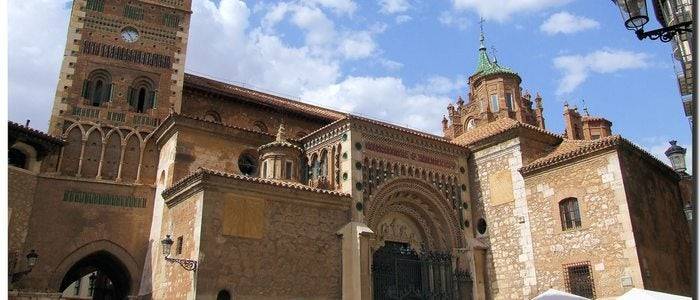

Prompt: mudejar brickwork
[7,1,692,299]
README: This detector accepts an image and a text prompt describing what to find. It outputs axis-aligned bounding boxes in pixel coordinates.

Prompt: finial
[564,101,569,108]
[581,99,590,116]
[491,46,498,64]
[479,17,486,50]
[442,115,449,124]
[276,123,287,142]
[457,96,464,105]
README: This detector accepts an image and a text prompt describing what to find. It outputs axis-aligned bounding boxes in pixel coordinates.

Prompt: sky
[7,0,692,169]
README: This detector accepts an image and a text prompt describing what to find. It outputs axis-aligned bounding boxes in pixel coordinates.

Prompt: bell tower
[49,0,192,136]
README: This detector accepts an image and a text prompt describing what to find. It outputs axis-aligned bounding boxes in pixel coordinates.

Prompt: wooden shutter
[127,87,136,107]
[81,80,92,99]
[107,83,114,102]
[149,90,158,109]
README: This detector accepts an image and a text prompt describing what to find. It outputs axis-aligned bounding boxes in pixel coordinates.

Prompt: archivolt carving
[366,178,463,251]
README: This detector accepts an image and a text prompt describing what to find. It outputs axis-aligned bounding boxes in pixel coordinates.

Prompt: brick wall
[8,167,38,266]
[16,176,154,293]
[618,149,692,295]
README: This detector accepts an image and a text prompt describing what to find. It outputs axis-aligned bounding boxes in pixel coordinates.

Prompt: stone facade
[524,151,638,297]
[8,3,693,300]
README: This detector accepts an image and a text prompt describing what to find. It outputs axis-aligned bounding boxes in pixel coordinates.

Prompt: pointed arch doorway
[59,251,132,299]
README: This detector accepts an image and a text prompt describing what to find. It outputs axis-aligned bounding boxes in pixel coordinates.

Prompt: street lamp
[612,0,693,42]
[664,140,687,173]
[9,250,39,284]
[160,235,197,271]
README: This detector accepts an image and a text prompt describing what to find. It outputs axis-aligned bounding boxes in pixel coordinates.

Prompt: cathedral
[7,0,693,299]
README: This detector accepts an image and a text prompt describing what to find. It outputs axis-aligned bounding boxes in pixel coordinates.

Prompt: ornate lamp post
[9,250,39,284]
[612,0,693,42]
[160,235,197,271]
[665,140,687,173]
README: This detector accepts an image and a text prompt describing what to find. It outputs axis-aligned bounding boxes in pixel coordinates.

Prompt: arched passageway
[59,251,132,300]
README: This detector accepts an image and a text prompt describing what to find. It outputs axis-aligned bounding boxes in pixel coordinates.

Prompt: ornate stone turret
[257,123,303,182]
[441,23,545,140]
[563,103,612,140]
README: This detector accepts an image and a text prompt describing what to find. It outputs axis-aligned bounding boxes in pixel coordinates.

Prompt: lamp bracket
[636,21,693,42]
[165,256,198,271]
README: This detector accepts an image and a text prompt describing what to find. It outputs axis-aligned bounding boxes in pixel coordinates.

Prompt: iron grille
[372,242,463,300]
[563,261,595,299]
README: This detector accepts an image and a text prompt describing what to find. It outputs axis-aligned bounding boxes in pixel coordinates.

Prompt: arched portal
[58,251,133,300]
[366,178,465,299]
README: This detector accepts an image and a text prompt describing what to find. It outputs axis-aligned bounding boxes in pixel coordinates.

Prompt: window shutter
[150,90,158,109]
[127,87,136,107]
[107,84,114,102]
[82,80,92,99]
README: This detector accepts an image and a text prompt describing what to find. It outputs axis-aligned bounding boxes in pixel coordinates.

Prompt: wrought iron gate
[372,242,462,300]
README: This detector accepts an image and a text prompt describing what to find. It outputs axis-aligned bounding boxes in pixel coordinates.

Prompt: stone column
[337,222,373,300]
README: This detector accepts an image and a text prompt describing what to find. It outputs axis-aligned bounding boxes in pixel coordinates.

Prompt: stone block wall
[618,149,692,295]
[524,151,641,298]
[193,184,348,299]
[469,137,536,299]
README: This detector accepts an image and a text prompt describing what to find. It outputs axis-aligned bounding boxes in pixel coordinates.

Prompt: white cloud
[379,59,404,71]
[540,11,600,35]
[8,0,71,131]
[301,76,456,133]
[9,0,460,136]
[452,0,571,22]
[339,31,377,59]
[379,0,411,14]
[303,0,357,15]
[395,15,412,24]
[439,11,470,31]
[553,49,651,95]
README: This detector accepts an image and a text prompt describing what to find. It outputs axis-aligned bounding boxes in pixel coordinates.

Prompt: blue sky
[8,0,691,167]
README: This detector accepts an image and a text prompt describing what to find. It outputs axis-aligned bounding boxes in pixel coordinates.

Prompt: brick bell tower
[47,0,192,182]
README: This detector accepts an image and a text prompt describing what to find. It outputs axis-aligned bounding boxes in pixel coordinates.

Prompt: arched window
[309,154,318,180]
[559,197,581,230]
[253,121,268,133]
[465,118,476,131]
[9,148,28,169]
[319,150,328,178]
[128,78,157,113]
[216,290,231,300]
[82,70,113,106]
[203,111,221,122]
[238,153,258,176]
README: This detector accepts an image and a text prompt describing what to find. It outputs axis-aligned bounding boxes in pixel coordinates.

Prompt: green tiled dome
[473,35,518,79]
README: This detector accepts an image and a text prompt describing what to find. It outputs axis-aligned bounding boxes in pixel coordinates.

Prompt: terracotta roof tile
[520,135,678,178]
[452,118,561,147]
[184,73,345,121]
[520,136,621,174]
[8,121,64,144]
[162,167,351,199]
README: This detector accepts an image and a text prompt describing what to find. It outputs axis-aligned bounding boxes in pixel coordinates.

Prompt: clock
[120,27,140,43]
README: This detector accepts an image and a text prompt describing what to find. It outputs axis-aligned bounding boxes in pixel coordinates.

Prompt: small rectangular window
[176,236,183,255]
[262,161,268,178]
[505,93,514,110]
[490,95,499,111]
[564,262,595,298]
[285,161,293,180]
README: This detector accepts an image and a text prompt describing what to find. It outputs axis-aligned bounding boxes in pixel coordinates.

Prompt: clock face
[121,27,139,43]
